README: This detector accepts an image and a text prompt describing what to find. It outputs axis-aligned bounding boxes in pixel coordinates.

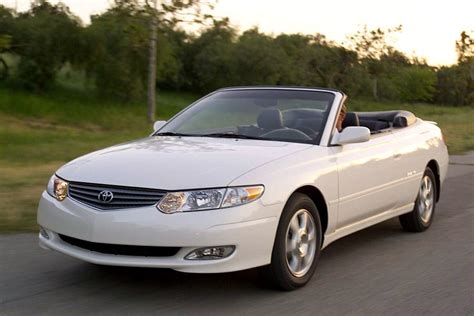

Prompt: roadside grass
[0,86,195,130]
[0,162,61,233]
[0,86,197,232]
[1,86,473,233]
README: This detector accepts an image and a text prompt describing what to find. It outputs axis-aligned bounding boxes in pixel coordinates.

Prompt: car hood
[56,136,311,190]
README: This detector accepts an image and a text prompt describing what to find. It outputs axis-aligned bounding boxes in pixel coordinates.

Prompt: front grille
[68,181,167,210]
[59,234,180,257]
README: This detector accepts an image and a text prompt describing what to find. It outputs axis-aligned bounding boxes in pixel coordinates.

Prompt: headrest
[393,111,417,127]
[257,108,284,130]
[342,112,360,129]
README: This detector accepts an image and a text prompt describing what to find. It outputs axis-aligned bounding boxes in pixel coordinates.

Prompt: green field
[0,86,197,233]
[1,86,473,233]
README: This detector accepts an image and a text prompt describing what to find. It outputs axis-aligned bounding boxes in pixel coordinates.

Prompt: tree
[187,18,237,92]
[435,66,470,106]
[435,31,474,107]
[456,31,473,63]
[348,25,402,99]
[306,37,358,89]
[0,6,14,80]
[144,0,216,121]
[395,67,437,102]
[8,1,83,90]
[232,28,286,86]
[375,49,412,100]
[147,0,158,122]
[155,27,188,90]
[0,35,11,80]
[274,34,313,86]
[85,3,150,100]
[455,31,474,106]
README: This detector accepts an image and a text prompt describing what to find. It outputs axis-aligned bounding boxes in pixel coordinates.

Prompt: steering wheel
[261,128,313,141]
[295,126,317,138]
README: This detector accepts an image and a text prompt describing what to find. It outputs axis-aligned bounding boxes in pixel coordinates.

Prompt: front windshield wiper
[199,133,264,140]
[154,132,197,137]
[155,131,264,140]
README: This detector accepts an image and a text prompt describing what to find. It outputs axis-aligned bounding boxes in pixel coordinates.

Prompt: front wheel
[260,193,322,290]
[399,167,437,232]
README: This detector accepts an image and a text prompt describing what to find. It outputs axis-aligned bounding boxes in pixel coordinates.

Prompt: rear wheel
[260,193,322,290]
[399,167,437,232]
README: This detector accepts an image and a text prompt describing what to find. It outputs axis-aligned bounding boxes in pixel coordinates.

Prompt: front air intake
[58,234,180,257]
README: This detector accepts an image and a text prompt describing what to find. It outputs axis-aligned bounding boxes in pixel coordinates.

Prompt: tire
[259,193,322,290]
[399,167,437,232]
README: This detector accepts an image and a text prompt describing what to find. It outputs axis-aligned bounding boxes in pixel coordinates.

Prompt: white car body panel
[334,132,399,228]
[37,87,449,273]
[38,191,281,273]
[55,137,310,190]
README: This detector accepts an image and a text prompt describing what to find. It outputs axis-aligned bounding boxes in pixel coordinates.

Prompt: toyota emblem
[98,190,114,203]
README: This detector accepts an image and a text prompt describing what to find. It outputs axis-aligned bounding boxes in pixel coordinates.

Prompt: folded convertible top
[356,110,417,128]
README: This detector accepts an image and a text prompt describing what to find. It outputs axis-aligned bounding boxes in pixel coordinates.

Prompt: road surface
[1,155,473,315]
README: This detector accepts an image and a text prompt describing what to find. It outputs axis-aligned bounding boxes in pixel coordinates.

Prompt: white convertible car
[38,87,448,290]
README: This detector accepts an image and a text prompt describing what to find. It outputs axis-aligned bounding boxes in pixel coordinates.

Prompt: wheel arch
[292,186,328,235]
[427,159,441,202]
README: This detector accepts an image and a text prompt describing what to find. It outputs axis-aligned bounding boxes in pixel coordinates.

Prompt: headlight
[157,185,264,214]
[46,175,68,201]
[221,186,264,208]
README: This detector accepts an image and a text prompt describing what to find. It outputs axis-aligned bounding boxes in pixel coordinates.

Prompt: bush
[10,1,83,91]
[394,67,437,102]
[84,4,149,100]
[232,29,287,86]
[185,19,237,93]
[435,61,474,106]
[0,2,471,107]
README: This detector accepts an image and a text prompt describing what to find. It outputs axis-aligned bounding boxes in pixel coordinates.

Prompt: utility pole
[147,0,158,123]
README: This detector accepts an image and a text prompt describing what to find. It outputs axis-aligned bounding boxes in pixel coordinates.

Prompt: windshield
[157,89,335,144]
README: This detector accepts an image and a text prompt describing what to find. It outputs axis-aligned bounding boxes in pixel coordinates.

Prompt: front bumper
[37,191,281,273]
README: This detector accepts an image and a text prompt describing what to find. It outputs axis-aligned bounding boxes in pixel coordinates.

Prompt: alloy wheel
[285,209,317,277]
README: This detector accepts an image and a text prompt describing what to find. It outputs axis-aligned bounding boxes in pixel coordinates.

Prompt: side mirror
[332,126,370,145]
[153,120,167,131]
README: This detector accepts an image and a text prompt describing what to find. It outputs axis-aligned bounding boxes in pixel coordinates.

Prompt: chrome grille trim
[68,181,167,210]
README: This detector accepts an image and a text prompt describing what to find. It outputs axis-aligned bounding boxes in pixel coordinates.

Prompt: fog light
[40,227,50,240]
[185,246,235,260]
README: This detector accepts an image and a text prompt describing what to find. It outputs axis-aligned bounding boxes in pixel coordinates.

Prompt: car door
[389,123,431,208]
[332,131,400,229]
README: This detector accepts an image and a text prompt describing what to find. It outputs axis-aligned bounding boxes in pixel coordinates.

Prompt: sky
[3,0,473,66]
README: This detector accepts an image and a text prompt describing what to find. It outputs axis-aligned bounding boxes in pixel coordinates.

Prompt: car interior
[344,110,417,134]
[237,107,417,141]
[238,107,322,141]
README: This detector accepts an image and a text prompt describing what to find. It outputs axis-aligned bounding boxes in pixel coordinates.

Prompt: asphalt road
[1,157,473,315]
